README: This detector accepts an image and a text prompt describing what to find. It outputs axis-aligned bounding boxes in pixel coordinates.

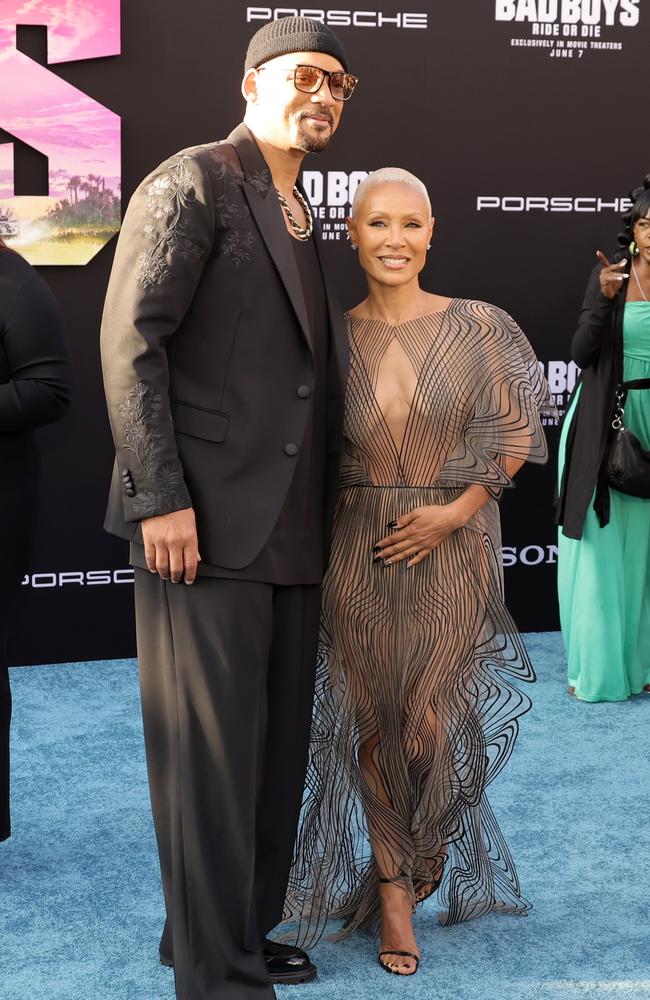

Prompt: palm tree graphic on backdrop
[50,173,120,228]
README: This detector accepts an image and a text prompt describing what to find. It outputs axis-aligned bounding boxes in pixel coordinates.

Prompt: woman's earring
[426,244,431,250]
[350,242,358,250]
[630,240,639,256]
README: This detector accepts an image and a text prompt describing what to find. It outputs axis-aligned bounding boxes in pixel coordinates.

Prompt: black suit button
[284,443,298,457]
[296,385,311,399]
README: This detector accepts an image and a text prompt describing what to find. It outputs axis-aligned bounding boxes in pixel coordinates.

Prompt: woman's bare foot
[643,684,650,694]
[378,881,420,975]
[568,685,576,696]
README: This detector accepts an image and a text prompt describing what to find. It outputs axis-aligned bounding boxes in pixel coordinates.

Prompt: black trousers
[134,570,321,1000]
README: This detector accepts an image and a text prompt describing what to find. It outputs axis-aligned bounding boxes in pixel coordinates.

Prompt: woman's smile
[378,255,410,269]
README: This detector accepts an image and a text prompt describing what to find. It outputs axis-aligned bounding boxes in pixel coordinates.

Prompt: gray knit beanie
[244,16,349,73]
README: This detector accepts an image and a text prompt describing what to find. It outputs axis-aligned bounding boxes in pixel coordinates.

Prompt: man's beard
[294,109,334,153]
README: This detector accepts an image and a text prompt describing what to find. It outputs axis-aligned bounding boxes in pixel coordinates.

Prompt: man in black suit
[100,16,356,1000]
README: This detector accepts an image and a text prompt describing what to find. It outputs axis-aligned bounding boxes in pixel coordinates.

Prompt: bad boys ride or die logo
[301,170,369,240]
[494,0,640,59]
[0,1,121,265]
[539,359,580,422]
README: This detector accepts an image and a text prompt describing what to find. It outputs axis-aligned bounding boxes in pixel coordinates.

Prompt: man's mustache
[297,107,334,126]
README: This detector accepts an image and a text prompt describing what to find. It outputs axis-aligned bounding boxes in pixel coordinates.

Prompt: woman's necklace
[275,186,313,241]
[631,260,649,302]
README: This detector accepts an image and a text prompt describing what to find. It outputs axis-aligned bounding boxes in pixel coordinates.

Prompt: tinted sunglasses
[257,63,358,102]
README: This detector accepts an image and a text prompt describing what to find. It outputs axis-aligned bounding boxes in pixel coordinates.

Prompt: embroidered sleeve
[138,155,210,289]
[118,382,191,516]
[101,149,216,522]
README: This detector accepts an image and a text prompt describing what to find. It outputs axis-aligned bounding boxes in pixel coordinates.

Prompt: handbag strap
[612,378,650,430]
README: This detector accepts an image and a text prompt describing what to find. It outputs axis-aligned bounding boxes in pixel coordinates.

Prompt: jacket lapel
[229,124,312,352]
[309,217,350,390]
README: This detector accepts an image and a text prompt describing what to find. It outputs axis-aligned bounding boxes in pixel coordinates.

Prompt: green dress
[557,302,650,702]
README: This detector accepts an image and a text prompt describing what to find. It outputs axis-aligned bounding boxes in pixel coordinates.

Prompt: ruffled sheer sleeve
[437,301,556,496]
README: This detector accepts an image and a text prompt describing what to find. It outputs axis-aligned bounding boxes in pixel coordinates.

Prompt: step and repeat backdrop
[0,1,645,664]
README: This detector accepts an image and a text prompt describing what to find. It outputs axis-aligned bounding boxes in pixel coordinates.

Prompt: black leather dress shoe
[160,940,317,985]
[261,937,317,985]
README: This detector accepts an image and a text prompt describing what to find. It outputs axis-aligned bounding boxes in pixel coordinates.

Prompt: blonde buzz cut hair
[351,167,432,218]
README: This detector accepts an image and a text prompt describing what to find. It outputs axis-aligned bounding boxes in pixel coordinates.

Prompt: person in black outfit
[556,177,650,702]
[100,18,356,1000]
[0,239,71,842]
[557,176,650,538]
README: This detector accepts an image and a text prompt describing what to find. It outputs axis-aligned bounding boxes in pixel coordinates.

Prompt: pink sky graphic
[0,1,120,200]
[0,1,120,63]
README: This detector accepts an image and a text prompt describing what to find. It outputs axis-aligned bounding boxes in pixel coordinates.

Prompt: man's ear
[242,68,258,104]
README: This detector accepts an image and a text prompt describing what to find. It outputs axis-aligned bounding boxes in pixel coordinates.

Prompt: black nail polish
[372,545,381,553]
[373,555,383,563]
[387,520,397,529]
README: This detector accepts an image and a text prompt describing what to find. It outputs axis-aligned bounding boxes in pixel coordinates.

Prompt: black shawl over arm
[0,252,69,845]
[0,248,71,591]
[0,252,71,499]
[556,263,625,539]
[0,252,70,437]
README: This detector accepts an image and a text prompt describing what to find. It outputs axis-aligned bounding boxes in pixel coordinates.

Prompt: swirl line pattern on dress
[283,300,555,946]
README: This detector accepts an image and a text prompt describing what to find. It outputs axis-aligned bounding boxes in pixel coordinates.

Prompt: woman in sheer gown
[284,169,555,975]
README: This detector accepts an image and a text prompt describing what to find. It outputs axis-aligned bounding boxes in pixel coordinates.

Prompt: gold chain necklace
[631,261,649,302]
[275,186,313,241]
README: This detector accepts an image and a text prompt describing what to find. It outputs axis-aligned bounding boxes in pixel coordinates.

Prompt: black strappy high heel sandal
[377,877,420,977]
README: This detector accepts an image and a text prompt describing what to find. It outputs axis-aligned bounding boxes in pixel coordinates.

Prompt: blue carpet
[2,634,650,1000]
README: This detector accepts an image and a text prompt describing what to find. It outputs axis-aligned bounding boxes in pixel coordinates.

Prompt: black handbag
[605,378,650,498]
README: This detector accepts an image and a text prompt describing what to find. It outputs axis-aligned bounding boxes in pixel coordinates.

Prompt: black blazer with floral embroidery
[100,123,349,569]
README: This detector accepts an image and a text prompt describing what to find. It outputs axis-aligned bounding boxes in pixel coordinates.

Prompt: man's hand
[597,251,628,299]
[141,508,201,584]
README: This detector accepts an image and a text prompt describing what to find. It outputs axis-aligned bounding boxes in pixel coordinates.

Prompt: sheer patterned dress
[283,298,555,946]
